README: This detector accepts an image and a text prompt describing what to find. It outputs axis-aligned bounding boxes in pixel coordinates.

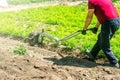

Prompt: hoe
[27,28,94,47]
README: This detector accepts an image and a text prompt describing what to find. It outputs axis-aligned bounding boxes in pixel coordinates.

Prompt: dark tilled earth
[0,36,120,80]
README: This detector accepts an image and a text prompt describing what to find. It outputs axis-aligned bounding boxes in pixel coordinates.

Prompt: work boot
[104,63,120,68]
[85,49,95,62]
[110,63,120,68]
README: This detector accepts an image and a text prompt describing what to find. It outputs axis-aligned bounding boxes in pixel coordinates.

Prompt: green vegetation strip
[0,4,120,60]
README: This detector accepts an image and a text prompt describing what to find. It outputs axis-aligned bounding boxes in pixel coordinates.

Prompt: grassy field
[0,3,120,60]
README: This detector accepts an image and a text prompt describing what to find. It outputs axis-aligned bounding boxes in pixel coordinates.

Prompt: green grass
[0,4,120,60]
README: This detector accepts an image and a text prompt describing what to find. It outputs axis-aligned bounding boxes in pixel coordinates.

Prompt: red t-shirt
[88,0,119,23]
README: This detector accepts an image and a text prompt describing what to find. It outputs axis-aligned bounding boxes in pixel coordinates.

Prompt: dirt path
[0,1,83,12]
[0,1,120,80]
[0,1,59,12]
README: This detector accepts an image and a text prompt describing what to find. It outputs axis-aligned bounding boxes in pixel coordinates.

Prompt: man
[82,0,120,68]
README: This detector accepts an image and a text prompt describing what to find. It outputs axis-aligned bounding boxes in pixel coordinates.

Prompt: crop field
[0,3,120,60]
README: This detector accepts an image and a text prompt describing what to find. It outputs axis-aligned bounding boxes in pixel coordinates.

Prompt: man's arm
[95,21,100,28]
[91,21,100,34]
[83,9,95,30]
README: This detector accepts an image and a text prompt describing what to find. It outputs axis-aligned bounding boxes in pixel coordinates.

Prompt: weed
[13,44,27,55]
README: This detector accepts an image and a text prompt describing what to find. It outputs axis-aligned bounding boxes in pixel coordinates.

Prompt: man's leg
[90,33,101,59]
[100,20,119,65]
[85,33,101,61]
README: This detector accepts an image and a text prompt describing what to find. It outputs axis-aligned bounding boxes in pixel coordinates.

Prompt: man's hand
[82,30,86,35]
[91,27,98,34]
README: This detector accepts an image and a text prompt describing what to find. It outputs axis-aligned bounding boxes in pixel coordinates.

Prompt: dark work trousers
[90,18,120,64]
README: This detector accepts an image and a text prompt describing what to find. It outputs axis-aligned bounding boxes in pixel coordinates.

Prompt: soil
[0,1,120,80]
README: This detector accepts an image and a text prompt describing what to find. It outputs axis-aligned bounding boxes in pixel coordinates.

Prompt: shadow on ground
[44,56,98,68]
